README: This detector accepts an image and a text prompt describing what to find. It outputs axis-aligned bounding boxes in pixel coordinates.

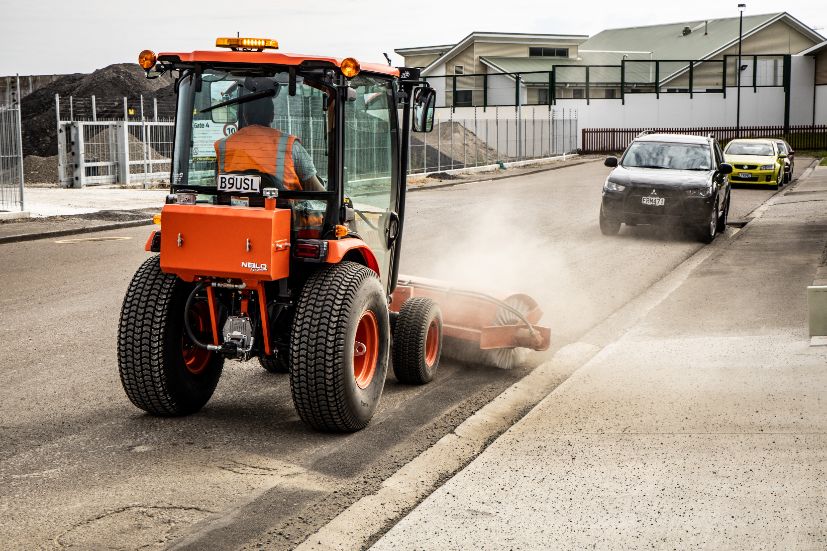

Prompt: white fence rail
[0,77,24,211]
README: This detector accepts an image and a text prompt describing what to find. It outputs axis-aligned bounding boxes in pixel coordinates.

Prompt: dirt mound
[21,63,176,157]
[410,121,500,172]
[23,155,59,184]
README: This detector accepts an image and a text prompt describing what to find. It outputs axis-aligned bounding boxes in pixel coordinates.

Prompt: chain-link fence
[0,77,24,212]
[56,94,174,187]
[408,107,578,174]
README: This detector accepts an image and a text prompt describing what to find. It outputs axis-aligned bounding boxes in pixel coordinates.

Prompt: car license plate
[218,174,261,193]
[738,172,752,179]
[641,196,665,206]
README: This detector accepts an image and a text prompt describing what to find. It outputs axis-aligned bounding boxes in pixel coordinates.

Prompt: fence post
[91,95,97,122]
[655,61,660,99]
[689,61,694,99]
[56,94,69,187]
[140,95,149,186]
[483,73,488,111]
[14,76,25,211]
[118,97,131,185]
[586,66,590,105]
[70,122,85,188]
[621,60,626,105]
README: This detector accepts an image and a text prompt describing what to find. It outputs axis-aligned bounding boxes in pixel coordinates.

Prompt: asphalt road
[0,159,804,549]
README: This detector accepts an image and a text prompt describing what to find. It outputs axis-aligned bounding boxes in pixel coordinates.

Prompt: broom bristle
[440,295,535,370]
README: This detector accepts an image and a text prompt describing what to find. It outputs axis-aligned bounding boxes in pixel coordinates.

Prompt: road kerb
[0,218,153,245]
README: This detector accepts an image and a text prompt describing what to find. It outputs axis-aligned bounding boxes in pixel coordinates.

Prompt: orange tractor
[118,38,550,432]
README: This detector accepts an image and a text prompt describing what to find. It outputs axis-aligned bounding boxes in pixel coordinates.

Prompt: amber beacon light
[216,37,279,51]
[138,50,157,70]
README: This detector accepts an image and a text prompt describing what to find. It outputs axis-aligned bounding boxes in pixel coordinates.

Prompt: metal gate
[0,76,24,212]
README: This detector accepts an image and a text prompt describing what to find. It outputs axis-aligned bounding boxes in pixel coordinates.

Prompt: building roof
[579,12,821,62]
[477,13,822,85]
[800,40,827,56]
[415,32,589,76]
[394,44,454,56]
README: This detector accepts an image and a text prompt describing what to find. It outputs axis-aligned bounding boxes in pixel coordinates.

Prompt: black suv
[599,133,733,243]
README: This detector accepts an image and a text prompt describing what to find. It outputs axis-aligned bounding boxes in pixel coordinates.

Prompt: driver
[213,84,325,192]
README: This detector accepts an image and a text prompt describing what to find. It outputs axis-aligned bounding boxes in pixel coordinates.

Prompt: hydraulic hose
[184,282,218,351]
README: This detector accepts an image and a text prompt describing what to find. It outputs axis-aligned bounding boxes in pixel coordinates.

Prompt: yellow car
[723,138,786,189]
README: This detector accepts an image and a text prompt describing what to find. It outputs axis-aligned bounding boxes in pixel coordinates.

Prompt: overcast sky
[0,0,824,75]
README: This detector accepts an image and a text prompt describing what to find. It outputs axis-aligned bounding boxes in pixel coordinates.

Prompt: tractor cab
[141,39,434,294]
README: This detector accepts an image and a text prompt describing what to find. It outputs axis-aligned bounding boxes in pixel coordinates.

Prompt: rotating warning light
[216,37,279,52]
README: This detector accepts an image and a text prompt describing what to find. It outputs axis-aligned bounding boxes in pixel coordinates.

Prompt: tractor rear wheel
[392,297,442,385]
[289,262,390,432]
[117,256,223,416]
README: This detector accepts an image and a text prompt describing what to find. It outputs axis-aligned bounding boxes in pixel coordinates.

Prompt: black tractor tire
[118,256,223,416]
[392,297,443,385]
[259,350,290,373]
[289,262,390,432]
[599,207,621,236]
[698,204,719,244]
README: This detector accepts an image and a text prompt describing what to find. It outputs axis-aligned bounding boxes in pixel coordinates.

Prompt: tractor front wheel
[392,297,443,385]
[289,262,390,432]
[117,256,223,416]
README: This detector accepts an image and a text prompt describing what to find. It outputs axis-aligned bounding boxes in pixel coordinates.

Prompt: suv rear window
[622,141,712,171]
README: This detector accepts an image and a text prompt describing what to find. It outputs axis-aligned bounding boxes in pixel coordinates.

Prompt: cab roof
[157,50,400,78]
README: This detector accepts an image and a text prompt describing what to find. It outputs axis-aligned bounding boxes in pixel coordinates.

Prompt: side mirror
[604,156,618,168]
[718,163,733,175]
[412,87,435,133]
[778,153,787,159]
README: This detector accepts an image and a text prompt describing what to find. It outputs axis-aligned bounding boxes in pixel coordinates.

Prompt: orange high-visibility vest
[214,125,301,190]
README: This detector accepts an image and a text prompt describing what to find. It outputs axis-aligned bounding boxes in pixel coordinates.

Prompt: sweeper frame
[117,38,550,432]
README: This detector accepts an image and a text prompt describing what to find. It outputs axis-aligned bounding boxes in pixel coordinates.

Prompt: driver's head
[239,76,278,127]
[240,99,274,127]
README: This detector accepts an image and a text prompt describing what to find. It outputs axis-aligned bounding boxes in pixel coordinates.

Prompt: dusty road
[0,159,800,549]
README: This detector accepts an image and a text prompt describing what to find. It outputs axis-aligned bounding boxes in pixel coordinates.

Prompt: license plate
[641,196,665,206]
[738,172,752,179]
[218,174,261,193]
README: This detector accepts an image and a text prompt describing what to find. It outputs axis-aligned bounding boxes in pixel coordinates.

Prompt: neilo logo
[241,262,268,272]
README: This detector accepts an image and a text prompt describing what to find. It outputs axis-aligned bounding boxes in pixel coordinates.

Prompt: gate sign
[223,123,237,137]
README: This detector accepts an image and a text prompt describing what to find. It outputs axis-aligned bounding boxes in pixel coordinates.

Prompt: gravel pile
[21,63,175,157]
[23,155,60,184]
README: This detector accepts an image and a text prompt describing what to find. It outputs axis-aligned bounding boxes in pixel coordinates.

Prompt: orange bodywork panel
[158,204,291,283]
[158,50,400,78]
[326,238,381,275]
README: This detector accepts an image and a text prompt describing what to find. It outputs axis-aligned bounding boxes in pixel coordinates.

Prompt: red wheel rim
[424,319,439,367]
[182,301,213,375]
[353,310,379,389]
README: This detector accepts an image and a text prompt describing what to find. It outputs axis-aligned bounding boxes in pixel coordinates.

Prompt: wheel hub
[353,310,379,389]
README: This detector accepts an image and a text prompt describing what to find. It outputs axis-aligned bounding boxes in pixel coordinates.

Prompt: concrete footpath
[371,169,827,549]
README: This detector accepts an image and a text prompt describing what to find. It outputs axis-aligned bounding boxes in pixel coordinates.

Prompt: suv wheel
[698,205,718,244]
[599,207,621,236]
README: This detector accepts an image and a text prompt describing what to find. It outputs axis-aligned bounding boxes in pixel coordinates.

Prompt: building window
[453,90,473,107]
[572,88,584,99]
[454,65,464,75]
[538,88,550,105]
[604,89,617,99]
[529,47,569,58]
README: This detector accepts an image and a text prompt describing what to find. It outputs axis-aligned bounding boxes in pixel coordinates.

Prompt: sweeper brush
[391,276,551,370]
